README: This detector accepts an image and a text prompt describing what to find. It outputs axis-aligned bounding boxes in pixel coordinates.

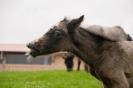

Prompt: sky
[0,0,133,44]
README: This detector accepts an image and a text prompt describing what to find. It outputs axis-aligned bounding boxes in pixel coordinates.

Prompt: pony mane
[84,25,128,41]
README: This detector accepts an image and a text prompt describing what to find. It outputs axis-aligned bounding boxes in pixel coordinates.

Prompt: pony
[27,15,133,88]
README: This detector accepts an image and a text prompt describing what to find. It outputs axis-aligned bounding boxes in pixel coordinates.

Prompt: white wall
[0,0,133,43]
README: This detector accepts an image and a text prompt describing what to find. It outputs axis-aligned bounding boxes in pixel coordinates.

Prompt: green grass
[0,70,103,88]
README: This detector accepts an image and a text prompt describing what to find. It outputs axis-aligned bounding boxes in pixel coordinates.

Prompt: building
[0,44,52,64]
[0,44,54,71]
[0,44,83,71]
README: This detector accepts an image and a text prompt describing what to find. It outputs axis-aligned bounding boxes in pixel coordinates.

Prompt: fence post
[0,51,6,71]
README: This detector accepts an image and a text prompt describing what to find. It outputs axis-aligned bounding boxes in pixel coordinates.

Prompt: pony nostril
[27,43,33,49]
[27,43,30,48]
[27,43,40,52]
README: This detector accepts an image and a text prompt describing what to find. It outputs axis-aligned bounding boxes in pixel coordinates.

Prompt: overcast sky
[0,0,133,44]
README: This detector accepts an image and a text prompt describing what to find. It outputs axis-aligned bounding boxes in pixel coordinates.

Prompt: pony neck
[70,27,107,66]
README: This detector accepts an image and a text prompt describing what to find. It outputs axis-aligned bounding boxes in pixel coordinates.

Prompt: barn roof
[0,44,29,53]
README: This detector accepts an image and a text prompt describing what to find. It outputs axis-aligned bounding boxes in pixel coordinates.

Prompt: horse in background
[63,52,90,72]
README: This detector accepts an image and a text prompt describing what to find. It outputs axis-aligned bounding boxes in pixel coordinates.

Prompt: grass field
[0,70,103,88]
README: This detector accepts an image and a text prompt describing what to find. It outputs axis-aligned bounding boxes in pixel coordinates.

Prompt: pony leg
[127,76,133,88]
[102,71,129,88]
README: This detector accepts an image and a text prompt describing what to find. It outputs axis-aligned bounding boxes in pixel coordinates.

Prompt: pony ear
[67,15,84,33]
[72,15,84,25]
[63,17,68,22]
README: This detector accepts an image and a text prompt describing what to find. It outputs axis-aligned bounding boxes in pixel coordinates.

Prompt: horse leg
[77,59,81,71]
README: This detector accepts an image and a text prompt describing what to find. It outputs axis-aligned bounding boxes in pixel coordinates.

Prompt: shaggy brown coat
[27,15,133,88]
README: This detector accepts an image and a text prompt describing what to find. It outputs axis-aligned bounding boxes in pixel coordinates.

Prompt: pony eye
[54,31,62,37]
